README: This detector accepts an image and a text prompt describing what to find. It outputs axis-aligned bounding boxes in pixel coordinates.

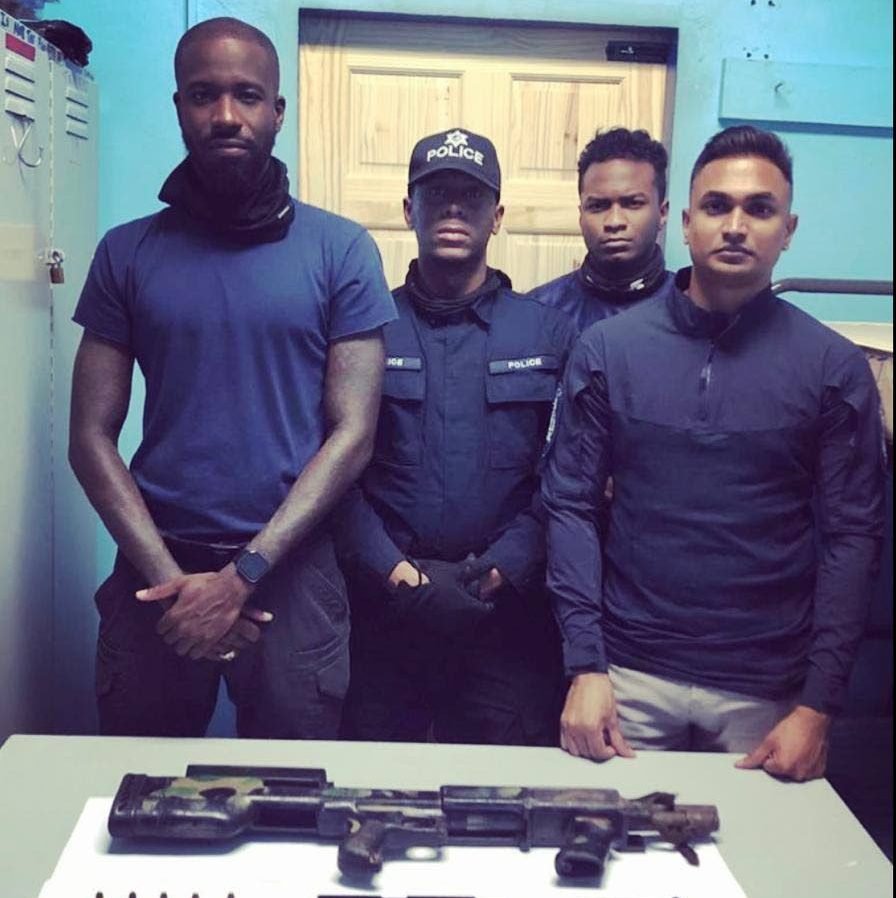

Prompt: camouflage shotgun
[108,765,719,882]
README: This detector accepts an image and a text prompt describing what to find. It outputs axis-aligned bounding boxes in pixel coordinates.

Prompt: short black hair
[174,17,279,91]
[690,125,793,188]
[577,127,668,201]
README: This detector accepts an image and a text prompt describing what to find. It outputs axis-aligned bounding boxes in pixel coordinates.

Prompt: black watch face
[237,551,269,583]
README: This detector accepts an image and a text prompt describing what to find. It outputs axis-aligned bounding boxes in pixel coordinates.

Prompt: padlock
[45,249,66,284]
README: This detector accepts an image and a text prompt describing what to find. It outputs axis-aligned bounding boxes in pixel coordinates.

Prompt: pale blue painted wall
[62,0,893,313]
[52,0,893,732]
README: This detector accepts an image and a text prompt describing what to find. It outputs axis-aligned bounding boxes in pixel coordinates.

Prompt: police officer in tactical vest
[338,128,576,744]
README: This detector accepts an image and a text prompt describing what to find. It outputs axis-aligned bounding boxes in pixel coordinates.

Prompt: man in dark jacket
[340,128,577,744]
[542,125,885,780]
[527,127,673,331]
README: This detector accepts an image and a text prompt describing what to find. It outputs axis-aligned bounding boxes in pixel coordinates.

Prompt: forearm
[247,329,386,569]
[486,507,545,593]
[542,363,612,676]
[546,507,607,675]
[246,423,374,567]
[802,532,881,713]
[334,485,405,581]
[69,434,180,585]
[806,362,886,712]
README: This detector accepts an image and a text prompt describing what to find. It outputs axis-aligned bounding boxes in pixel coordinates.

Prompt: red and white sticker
[6,32,36,61]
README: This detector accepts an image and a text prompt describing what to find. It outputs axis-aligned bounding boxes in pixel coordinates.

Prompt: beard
[182,132,276,202]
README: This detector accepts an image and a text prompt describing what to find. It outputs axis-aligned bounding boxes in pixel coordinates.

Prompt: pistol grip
[338,818,390,876]
[555,815,615,879]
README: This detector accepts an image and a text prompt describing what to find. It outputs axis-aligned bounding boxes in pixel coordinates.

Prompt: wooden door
[299,14,673,291]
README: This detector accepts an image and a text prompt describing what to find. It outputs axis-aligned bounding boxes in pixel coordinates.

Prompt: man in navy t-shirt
[543,126,885,781]
[70,17,395,738]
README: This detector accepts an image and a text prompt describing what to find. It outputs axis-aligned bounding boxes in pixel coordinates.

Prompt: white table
[0,734,891,897]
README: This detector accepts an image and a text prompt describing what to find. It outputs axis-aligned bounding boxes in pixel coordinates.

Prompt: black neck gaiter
[159,156,295,244]
[578,243,667,305]
[405,260,507,318]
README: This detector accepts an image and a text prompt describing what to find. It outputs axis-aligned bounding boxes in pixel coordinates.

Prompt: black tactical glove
[388,557,494,637]
[456,553,503,599]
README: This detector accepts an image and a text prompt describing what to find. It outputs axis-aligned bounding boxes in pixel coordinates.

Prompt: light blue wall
[61,0,893,316]
[53,0,892,730]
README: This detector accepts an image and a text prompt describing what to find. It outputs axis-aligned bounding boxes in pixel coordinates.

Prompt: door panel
[300,14,673,291]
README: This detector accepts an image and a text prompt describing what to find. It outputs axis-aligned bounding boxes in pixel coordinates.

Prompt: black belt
[162,535,245,571]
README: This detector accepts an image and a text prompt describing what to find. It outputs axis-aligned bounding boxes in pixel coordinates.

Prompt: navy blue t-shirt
[74,199,396,541]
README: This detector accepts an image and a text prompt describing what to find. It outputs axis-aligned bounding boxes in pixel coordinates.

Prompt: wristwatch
[233,548,271,585]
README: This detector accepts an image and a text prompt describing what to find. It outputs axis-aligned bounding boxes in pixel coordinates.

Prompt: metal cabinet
[0,13,97,740]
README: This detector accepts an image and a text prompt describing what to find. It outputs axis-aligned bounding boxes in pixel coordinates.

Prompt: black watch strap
[234,549,271,585]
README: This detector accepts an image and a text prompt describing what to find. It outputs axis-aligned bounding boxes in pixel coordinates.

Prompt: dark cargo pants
[94,532,349,739]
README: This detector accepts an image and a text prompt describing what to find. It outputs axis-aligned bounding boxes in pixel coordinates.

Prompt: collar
[469,270,513,326]
[669,267,777,343]
[578,243,668,305]
[158,155,295,244]
[405,261,510,325]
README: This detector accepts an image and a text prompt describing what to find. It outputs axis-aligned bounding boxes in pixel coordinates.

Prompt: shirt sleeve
[328,228,398,341]
[541,333,612,676]
[485,510,542,593]
[71,234,133,347]
[486,309,579,592]
[802,347,887,713]
[333,485,405,582]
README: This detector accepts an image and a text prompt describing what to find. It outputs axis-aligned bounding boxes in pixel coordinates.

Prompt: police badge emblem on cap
[408,128,502,195]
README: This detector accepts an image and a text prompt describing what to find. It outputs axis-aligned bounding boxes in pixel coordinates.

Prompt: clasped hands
[385,555,503,637]
[136,563,274,662]
[136,551,503,659]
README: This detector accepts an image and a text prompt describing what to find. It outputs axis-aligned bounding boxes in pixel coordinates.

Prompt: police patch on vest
[488,355,559,375]
[385,356,423,371]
